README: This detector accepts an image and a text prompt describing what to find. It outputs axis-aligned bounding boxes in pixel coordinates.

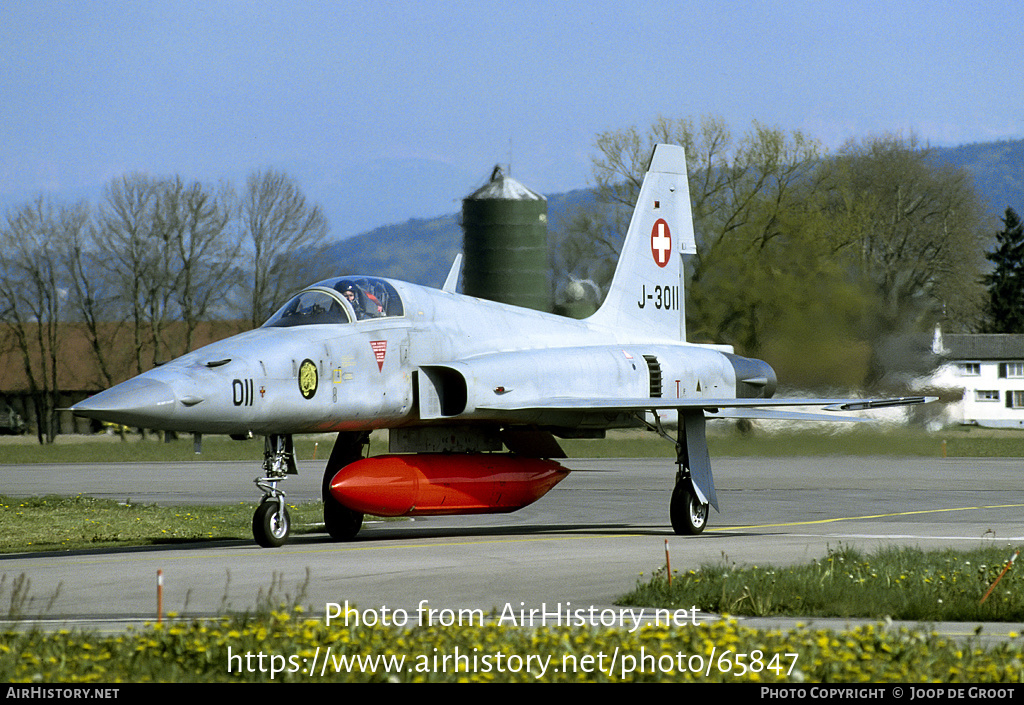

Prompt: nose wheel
[252,434,297,548]
[253,499,291,548]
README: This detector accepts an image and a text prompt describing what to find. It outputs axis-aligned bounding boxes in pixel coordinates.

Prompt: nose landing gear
[252,434,297,548]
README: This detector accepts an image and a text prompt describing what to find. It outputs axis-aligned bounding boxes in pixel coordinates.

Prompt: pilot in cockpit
[340,283,382,320]
[340,284,362,318]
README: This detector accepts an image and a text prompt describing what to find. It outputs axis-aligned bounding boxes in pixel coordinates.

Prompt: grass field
[0,495,326,554]
[3,544,1024,682]
[621,543,1024,622]
[0,432,340,464]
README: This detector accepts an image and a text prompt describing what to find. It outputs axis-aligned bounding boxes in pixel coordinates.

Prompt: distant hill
[319,139,1024,289]
[933,139,1024,217]
[317,188,597,289]
[317,213,462,288]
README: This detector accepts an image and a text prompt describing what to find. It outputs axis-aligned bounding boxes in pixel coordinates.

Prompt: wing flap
[706,408,867,423]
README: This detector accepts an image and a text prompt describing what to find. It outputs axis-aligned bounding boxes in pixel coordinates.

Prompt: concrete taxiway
[1,456,1023,633]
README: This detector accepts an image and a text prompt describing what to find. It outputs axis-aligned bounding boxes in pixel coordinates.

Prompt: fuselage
[71,275,776,436]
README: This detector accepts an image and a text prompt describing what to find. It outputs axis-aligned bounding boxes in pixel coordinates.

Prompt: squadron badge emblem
[298,359,318,399]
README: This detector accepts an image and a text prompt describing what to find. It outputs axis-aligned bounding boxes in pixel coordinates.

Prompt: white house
[928,330,1024,428]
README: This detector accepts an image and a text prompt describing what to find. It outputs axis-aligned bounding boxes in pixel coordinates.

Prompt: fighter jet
[71,144,931,547]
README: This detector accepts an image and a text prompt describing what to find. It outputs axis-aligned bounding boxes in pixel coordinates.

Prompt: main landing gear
[321,431,367,541]
[252,434,297,548]
[650,410,713,536]
[670,474,708,535]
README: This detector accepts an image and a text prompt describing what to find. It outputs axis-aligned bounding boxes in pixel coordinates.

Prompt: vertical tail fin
[587,144,693,341]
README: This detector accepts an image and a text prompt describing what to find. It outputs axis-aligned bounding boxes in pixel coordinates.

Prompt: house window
[958,360,983,377]
[1000,362,1024,378]
[975,390,999,402]
[1007,391,1024,409]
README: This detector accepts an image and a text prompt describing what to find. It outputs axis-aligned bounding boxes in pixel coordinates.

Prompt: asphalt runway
[2,455,1024,635]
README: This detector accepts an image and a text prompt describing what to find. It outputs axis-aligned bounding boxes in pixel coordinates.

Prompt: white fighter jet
[71,145,931,547]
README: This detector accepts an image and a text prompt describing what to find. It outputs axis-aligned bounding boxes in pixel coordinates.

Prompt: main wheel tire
[253,501,291,548]
[321,433,368,541]
[670,482,708,535]
[323,499,363,541]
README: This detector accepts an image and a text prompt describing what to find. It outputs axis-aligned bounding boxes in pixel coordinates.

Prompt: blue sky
[2,1,1021,237]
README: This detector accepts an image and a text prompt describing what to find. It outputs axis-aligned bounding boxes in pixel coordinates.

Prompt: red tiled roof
[0,320,249,393]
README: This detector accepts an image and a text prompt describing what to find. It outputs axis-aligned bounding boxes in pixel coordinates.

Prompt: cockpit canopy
[264,277,404,328]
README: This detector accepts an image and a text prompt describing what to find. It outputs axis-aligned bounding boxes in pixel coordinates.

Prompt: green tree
[561,121,991,388]
[563,116,861,361]
[826,134,988,339]
[981,207,1024,333]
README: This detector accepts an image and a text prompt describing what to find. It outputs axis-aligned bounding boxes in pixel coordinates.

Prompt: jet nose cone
[71,378,177,427]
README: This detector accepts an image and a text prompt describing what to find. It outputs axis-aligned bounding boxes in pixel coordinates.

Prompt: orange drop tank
[329,454,569,517]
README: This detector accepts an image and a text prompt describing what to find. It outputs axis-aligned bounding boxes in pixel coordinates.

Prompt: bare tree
[95,174,241,372]
[152,177,238,353]
[64,213,123,389]
[240,169,329,327]
[588,116,824,273]
[96,174,161,374]
[0,197,87,442]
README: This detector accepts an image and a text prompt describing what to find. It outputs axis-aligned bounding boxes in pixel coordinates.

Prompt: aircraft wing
[476,395,935,422]
[476,394,932,514]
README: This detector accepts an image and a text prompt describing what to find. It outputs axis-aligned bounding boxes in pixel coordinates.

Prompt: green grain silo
[461,165,550,312]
